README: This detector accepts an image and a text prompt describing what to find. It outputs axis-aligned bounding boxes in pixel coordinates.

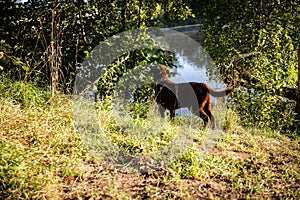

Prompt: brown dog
[153,64,233,129]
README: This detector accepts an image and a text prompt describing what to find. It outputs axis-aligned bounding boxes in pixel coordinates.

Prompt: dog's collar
[155,80,177,96]
[154,77,166,84]
[155,77,175,85]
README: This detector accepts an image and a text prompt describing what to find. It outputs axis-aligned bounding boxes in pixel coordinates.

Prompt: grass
[0,80,299,199]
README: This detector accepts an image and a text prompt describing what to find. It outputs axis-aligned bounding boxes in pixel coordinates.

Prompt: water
[171,54,207,83]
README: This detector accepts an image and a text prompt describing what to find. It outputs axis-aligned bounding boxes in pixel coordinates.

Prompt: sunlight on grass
[1,80,299,199]
[0,92,83,199]
[75,98,208,173]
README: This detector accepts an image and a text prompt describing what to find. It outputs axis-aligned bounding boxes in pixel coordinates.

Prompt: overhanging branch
[225,52,298,101]
[228,51,262,68]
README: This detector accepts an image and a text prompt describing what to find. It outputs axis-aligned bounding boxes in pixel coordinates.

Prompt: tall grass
[0,76,50,107]
[76,97,207,173]
[1,78,299,199]
[0,79,83,199]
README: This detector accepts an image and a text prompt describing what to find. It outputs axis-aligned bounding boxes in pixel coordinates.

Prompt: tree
[203,0,300,133]
[0,0,193,95]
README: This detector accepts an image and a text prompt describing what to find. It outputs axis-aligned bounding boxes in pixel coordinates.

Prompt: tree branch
[228,51,261,68]
[234,78,297,101]
[225,51,298,101]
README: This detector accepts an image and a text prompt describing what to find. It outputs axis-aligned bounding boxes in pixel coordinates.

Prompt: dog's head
[158,64,170,75]
[152,64,170,82]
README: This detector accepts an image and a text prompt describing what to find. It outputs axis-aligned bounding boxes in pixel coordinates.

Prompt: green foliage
[169,150,201,179]
[203,0,300,133]
[0,0,194,92]
[0,75,50,108]
[0,139,45,199]
[96,47,175,100]
[0,40,28,77]
[232,88,297,134]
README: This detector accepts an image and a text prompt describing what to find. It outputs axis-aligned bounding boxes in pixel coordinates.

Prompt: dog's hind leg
[170,109,176,121]
[189,104,208,129]
[192,105,210,129]
[204,104,215,129]
[199,109,210,129]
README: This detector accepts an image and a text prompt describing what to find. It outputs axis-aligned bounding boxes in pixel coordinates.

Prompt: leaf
[84,50,89,57]
[22,64,30,71]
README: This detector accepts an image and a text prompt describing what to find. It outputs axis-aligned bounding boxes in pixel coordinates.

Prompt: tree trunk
[295,43,300,119]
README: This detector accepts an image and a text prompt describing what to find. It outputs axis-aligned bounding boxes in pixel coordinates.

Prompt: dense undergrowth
[0,80,299,199]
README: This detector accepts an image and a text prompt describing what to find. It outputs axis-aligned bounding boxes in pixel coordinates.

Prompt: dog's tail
[209,88,233,97]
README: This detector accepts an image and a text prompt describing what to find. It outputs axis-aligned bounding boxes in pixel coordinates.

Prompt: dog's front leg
[158,105,166,118]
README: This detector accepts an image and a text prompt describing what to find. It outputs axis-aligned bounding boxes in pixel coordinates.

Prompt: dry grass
[0,94,83,199]
[0,81,299,199]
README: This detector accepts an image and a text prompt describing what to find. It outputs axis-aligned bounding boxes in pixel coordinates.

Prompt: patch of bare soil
[59,164,239,199]
[58,135,300,199]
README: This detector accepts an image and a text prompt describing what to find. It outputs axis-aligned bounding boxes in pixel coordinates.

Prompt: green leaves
[203,0,299,133]
[0,0,194,91]
[0,40,29,73]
